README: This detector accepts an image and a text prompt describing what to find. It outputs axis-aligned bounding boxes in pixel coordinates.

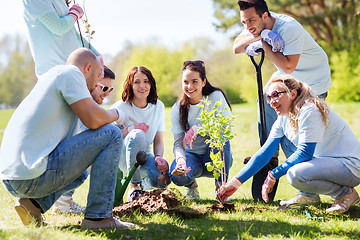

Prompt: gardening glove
[245,40,263,57]
[261,29,284,52]
[183,124,199,149]
[261,171,276,203]
[155,155,169,174]
[114,110,129,127]
[216,177,242,204]
[134,123,150,133]
[171,157,191,176]
[68,4,84,21]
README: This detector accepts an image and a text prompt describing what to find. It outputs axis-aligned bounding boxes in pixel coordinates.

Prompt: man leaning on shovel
[231,0,332,205]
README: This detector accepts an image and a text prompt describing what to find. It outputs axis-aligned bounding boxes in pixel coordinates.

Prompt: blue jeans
[170,141,233,188]
[258,92,328,158]
[119,129,167,188]
[287,157,360,199]
[2,124,123,219]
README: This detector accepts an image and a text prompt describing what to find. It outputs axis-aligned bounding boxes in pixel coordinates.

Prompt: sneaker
[52,196,84,214]
[280,193,321,206]
[81,216,135,231]
[326,188,360,213]
[186,181,200,200]
[15,199,44,227]
[127,186,145,202]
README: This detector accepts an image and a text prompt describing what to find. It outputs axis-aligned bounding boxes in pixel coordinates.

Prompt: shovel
[249,49,279,203]
[113,151,147,207]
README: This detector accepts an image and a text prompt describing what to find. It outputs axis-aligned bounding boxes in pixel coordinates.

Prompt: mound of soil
[113,188,204,219]
[210,203,236,212]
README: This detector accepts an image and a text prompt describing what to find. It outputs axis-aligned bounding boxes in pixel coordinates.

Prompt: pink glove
[134,123,149,133]
[216,177,242,204]
[183,124,199,149]
[261,171,276,203]
[155,155,169,174]
[171,157,191,176]
[69,4,84,21]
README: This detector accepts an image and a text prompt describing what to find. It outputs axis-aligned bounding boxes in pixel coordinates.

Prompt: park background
[0,0,360,239]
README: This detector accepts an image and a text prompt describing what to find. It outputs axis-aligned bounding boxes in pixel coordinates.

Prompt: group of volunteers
[0,0,359,231]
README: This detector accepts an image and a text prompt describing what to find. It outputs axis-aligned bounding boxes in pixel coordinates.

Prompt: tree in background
[0,35,36,107]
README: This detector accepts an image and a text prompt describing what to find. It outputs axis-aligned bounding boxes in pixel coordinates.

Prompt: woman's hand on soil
[171,157,190,176]
[261,171,276,203]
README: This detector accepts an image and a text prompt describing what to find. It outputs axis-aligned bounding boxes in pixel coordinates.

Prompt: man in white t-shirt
[0,48,134,230]
[233,0,332,202]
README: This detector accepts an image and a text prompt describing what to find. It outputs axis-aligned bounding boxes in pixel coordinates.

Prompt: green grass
[1,103,360,239]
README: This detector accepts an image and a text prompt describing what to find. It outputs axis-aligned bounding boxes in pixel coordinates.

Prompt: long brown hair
[122,66,158,105]
[179,61,231,131]
[267,75,329,133]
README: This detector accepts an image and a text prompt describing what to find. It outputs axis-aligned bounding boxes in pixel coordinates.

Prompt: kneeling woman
[111,66,170,201]
[170,60,233,200]
[218,75,360,213]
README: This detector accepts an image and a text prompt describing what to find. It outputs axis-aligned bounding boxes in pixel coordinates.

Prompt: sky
[1,0,234,56]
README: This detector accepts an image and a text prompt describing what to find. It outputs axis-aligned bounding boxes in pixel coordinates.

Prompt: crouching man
[0,48,134,230]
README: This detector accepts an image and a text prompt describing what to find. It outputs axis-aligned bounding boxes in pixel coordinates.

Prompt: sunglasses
[97,82,113,93]
[266,90,286,103]
[183,60,205,68]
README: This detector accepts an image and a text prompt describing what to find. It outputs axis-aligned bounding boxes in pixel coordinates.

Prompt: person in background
[218,75,360,213]
[170,60,233,200]
[233,0,332,203]
[52,65,116,214]
[0,48,134,230]
[111,66,170,202]
[23,0,104,213]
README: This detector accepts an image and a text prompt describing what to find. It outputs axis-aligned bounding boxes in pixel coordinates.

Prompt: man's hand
[155,155,169,174]
[171,157,191,176]
[183,124,199,149]
[134,123,150,133]
[69,4,84,21]
[245,40,263,57]
[216,177,242,204]
[261,171,276,203]
[261,29,284,52]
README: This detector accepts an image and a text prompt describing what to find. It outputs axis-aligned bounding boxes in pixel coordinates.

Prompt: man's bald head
[67,48,102,92]
[66,48,98,68]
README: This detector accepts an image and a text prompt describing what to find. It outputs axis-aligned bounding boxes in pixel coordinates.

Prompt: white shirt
[111,100,166,154]
[270,103,360,178]
[0,65,91,180]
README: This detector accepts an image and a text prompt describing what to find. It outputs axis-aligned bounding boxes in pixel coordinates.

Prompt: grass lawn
[1,103,360,239]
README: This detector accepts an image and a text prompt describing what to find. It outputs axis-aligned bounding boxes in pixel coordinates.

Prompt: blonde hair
[267,75,329,133]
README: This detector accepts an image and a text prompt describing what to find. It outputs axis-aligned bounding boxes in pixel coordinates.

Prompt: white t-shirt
[269,103,360,178]
[241,12,332,95]
[0,65,91,180]
[111,100,166,154]
[23,0,79,76]
[171,90,232,155]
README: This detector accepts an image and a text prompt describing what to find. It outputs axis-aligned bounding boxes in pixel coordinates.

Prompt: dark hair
[103,65,115,80]
[179,61,232,131]
[122,66,158,105]
[238,0,271,18]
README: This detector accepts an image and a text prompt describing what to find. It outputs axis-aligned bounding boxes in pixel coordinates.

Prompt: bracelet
[114,109,120,120]
[68,12,78,21]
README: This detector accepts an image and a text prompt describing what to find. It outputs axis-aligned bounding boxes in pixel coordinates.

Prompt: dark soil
[210,203,236,212]
[112,188,204,219]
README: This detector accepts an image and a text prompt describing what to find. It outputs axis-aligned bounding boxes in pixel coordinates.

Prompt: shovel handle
[250,49,265,70]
